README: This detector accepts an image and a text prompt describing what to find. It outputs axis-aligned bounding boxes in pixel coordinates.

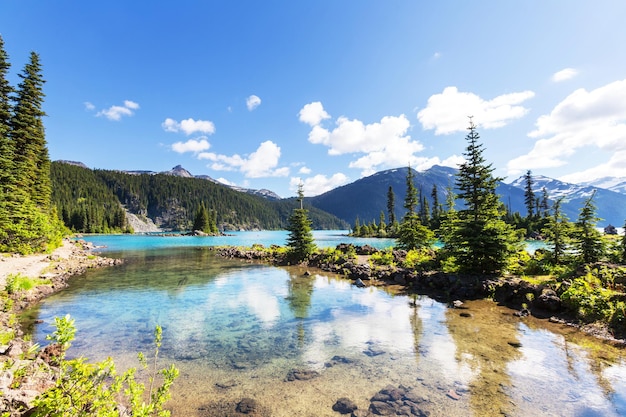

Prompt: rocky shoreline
[216,243,626,348]
[0,238,122,415]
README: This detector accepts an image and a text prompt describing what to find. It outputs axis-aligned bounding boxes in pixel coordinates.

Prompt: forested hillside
[50,161,347,232]
[51,163,129,233]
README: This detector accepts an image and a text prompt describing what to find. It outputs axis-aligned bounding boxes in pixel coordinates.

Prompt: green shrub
[0,330,15,345]
[561,278,613,321]
[402,248,436,270]
[370,249,395,266]
[33,318,179,417]
[5,273,50,295]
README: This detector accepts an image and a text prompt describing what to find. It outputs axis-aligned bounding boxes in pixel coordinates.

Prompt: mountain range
[310,166,626,227]
[56,161,626,228]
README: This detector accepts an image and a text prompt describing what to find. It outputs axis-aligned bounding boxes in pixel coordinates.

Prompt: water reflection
[445,301,521,416]
[19,248,626,416]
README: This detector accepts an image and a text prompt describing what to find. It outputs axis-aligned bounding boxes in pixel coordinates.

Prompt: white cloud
[432,52,442,60]
[124,100,139,110]
[301,106,427,176]
[559,150,626,183]
[171,137,211,154]
[298,102,331,126]
[552,68,578,82]
[246,95,261,111]
[289,173,349,197]
[162,117,215,135]
[417,87,535,135]
[299,166,312,174]
[199,140,289,178]
[96,100,140,121]
[507,79,626,178]
[84,102,95,111]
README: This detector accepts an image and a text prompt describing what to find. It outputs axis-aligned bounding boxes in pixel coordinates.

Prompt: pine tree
[286,183,316,262]
[444,119,519,274]
[430,184,442,230]
[403,166,418,215]
[575,190,604,264]
[0,35,16,248]
[192,203,210,232]
[387,185,396,226]
[11,52,50,209]
[378,211,386,235]
[542,198,571,265]
[419,193,430,225]
[397,165,433,250]
[523,170,535,219]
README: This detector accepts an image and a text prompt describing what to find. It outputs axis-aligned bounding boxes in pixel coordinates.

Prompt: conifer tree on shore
[443,118,519,274]
[0,36,16,248]
[286,183,316,262]
[0,37,63,253]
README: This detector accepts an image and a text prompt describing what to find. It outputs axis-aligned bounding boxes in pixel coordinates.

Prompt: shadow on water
[19,245,626,416]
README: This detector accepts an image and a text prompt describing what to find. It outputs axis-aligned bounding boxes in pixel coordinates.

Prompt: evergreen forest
[0,36,65,253]
[50,161,348,233]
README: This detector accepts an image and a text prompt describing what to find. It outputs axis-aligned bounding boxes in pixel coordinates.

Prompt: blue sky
[2,1,626,198]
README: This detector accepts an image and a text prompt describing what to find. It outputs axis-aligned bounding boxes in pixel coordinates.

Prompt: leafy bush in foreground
[32,316,179,417]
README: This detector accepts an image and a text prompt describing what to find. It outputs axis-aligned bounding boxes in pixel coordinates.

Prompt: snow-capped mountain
[580,177,626,195]
[510,174,626,226]
[510,175,597,200]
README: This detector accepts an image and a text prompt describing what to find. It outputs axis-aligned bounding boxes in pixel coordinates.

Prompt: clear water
[80,230,397,253]
[20,233,625,416]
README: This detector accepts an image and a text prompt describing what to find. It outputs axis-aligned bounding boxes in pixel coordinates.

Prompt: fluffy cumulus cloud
[246,95,261,111]
[162,117,216,135]
[552,68,578,82]
[171,137,211,154]
[507,79,626,178]
[299,102,429,176]
[298,101,331,126]
[289,173,349,197]
[417,87,535,135]
[198,140,289,178]
[96,100,140,121]
[84,101,95,111]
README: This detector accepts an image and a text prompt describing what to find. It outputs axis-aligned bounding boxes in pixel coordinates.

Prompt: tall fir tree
[1,49,63,253]
[542,198,571,265]
[0,35,16,247]
[575,190,604,264]
[523,170,535,219]
[286,183,316,262]
[403,165,418,215]
[387,185,396,226]
[397,165,433,250]
[11,52,50,210]
[430,183,442,230]
[443,119,519,274]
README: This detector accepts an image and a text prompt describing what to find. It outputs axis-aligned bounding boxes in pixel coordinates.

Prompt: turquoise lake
[20,231,626,416]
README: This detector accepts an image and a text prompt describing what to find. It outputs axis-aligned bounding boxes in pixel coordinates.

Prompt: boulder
[236,398,259,414]
[535,288,561,312]
[332,397,358,414]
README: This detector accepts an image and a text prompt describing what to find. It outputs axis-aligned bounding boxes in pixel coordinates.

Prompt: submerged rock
[236,398,259,414]
[332,397,358,414]
[285,368,320,381]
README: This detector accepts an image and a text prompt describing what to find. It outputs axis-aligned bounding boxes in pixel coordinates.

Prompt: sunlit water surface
[20,232,626,416]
